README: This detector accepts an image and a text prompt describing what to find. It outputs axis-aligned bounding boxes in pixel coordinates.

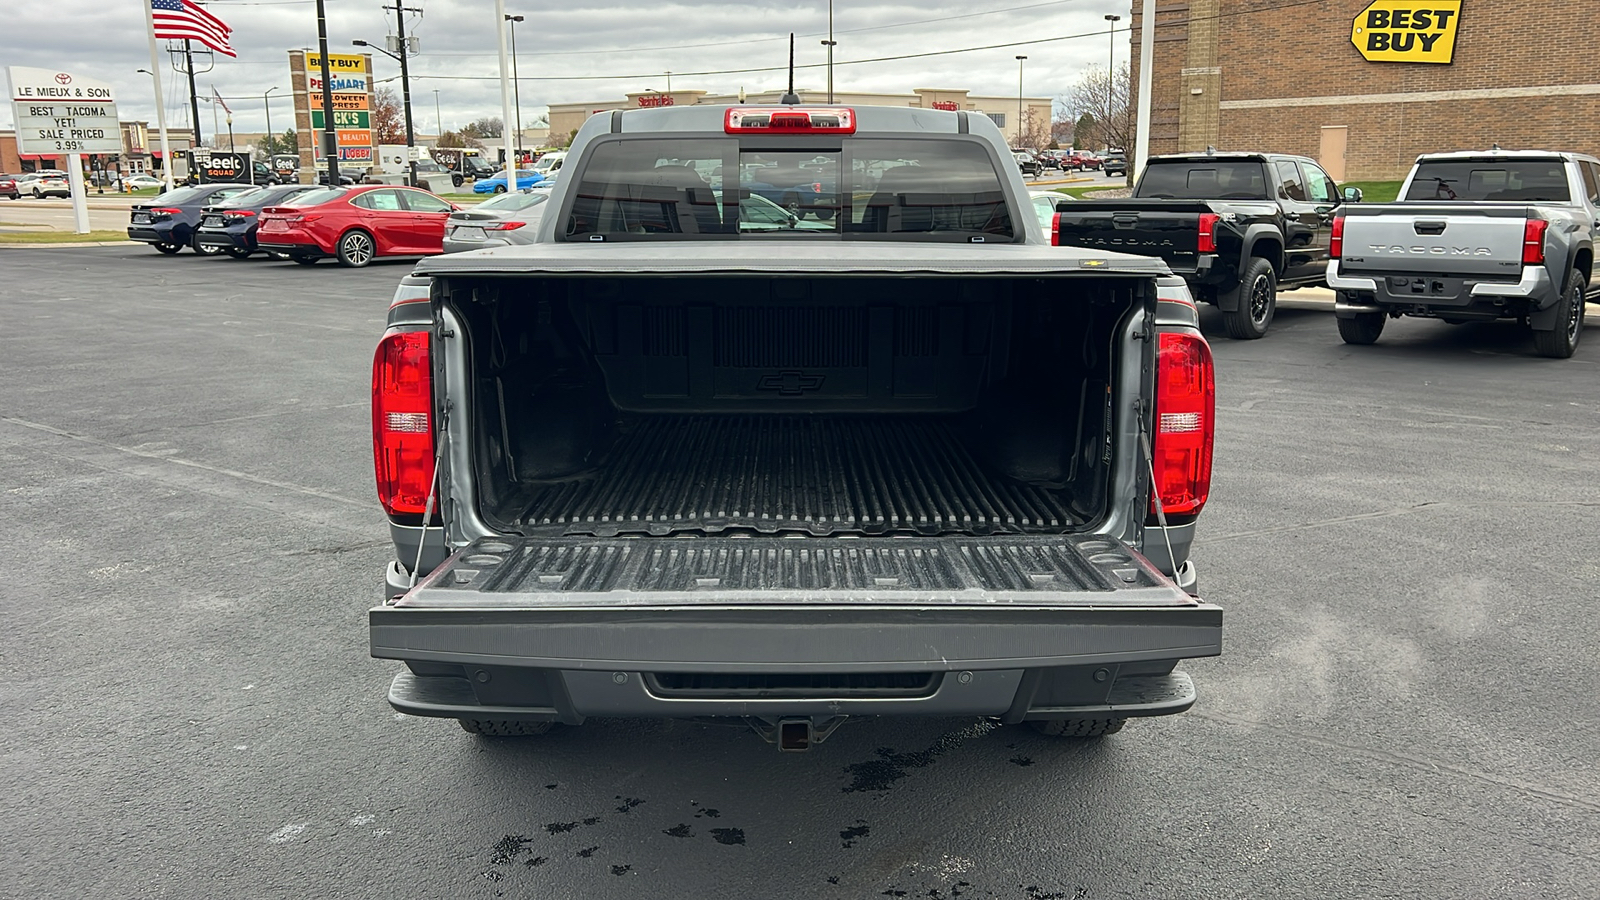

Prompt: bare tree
[371,87,406,144]
[1066,62,1133,151]
[1018,107,1050,152]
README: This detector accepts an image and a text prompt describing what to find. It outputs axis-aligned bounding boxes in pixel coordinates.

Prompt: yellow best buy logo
[1351,1,1462,64]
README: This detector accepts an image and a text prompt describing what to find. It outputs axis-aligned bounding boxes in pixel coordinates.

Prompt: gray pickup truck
[367,104,1222,750]
[1328,149,1599,358]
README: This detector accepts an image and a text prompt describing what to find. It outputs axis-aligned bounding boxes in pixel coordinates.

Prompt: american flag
[151,0,236,58]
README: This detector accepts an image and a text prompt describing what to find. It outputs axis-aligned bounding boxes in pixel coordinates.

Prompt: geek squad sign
[1351,0,1462,64]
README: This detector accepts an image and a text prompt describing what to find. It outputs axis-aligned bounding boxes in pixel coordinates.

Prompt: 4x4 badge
[759,371,825,395]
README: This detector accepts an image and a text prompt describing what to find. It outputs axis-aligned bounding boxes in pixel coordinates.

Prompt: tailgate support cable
[407,404,450,593]
[1138,408,1180,581]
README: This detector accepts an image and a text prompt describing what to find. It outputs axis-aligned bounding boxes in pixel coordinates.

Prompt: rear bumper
[1327,259,1554,314]
[257,239,324,257]
[387,667,1200,724]
[195,227,253,250]
[127,224,175,243]
[371,602,1221,721]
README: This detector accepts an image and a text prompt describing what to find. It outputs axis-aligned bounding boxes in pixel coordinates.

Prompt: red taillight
[484,220,526,231]
[1151,331,1215,520]
[724,107,856,134]
[1197,212,1219,253]
[224,209,257,217]
[1051,211,1061,246]
[152,207,182,215]
[372,330,435,518]
[1330,215,1345,258]
[1522,218,1548,265]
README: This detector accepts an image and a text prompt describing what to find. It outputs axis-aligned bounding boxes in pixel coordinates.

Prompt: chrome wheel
[337,230,374,267]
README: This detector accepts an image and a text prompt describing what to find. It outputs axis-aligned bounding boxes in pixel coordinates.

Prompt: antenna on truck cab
[780,33,800,105]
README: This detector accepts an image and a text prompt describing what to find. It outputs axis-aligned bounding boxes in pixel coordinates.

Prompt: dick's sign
[1351,1,1462,64]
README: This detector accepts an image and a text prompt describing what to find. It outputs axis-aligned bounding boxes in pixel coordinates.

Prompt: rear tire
[493,184,507,194]
[223,247,252,260]
[1221,257,1277,340]
[1338,311,1387,345]
[458,719,553,736]
[335,229,375,267]
[154,241,182,254]
[1532,269,1585,359]
[1030,718,1126,738]
[291,255,319,265]
[192,236,223,256]
[451,173,464,188]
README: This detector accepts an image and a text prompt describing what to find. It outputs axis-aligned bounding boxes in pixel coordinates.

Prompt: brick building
[1130,0,1600,180]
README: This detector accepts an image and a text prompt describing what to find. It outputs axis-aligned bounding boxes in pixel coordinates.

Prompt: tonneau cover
[412,240,1171,277]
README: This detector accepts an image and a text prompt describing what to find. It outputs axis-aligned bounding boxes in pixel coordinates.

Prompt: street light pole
[505,14,524,162]
[264,86,279,158]
[827,0,835,103]
[1015,55,1027,149]
[820,41,836,103]
[493,0,516,176]
[1105,14,1121,152]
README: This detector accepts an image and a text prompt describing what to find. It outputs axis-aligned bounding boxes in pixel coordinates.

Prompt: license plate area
[452,226,486,241]
[132,213,151,224]
[203,216,223,227]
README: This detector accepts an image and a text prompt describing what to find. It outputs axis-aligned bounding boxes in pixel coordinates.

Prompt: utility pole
[505,14,524,162]
[315,0,340,183]
[387,2,422,187]
[1015,55,1027,149]
[1134,0,1155,179]
[433,89,442,138]
[1105,14,1121,152]
[184,41,203,149]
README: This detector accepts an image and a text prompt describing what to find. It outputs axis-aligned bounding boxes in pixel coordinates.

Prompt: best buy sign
[1351,0,1462,64]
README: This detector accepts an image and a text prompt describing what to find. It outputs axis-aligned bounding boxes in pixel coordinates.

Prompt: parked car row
[127,182,471,267]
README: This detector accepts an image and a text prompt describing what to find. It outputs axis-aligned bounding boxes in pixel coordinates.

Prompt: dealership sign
[1351,1,1462,63]
[7,66,122,154]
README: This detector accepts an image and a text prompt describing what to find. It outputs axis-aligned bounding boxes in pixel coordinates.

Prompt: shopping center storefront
[1130,0,1600,180]
[549,88,1053,150]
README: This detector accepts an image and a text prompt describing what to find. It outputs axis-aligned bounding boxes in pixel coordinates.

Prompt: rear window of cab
[562,136,1015,242]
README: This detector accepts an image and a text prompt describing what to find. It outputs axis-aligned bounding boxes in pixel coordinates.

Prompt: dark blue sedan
[128,183,258,255]
[194,184,321,259]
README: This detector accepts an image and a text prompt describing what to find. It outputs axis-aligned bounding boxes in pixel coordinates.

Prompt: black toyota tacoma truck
[368,104,1222,750]
[1053,151,1355,339]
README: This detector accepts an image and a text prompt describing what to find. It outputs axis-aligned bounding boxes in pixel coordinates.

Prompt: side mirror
[1341,186,1363,203]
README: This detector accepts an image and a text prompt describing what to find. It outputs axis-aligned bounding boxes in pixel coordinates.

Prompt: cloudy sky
[3,0,1131,137]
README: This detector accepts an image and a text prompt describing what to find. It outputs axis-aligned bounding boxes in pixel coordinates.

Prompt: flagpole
[144,0,175,192]
[494,0,515,176]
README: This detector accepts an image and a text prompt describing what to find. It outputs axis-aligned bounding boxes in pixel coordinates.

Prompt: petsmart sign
[1351,1,1462,64]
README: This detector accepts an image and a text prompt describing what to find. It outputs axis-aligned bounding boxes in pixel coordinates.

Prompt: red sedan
[256,184,458,267]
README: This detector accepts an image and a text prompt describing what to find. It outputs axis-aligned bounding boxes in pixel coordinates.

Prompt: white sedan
[123,174,166,191]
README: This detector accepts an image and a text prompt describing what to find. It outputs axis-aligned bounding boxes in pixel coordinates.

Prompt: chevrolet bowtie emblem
[759,371,825,395]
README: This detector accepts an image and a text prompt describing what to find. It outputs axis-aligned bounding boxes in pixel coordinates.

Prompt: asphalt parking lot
[4,246,1597,898]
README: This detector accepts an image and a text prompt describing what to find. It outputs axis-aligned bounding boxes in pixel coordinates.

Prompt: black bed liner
[502,415,1081,537]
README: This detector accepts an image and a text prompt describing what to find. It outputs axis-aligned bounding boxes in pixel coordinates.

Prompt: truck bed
[504,414,1079,537]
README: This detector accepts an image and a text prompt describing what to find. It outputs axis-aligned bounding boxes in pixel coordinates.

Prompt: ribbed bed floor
[511,416,1079,536]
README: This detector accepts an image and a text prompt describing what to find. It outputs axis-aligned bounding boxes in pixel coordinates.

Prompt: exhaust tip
[777,719,812,752]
